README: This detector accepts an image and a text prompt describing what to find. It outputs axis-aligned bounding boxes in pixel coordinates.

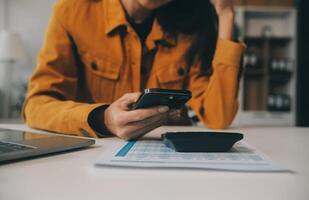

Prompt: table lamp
[0,30,28,118]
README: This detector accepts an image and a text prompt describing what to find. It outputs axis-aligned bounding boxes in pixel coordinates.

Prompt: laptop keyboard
[0,141,35,154]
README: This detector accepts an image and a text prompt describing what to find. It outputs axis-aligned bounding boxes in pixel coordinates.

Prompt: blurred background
[0,0,308,127]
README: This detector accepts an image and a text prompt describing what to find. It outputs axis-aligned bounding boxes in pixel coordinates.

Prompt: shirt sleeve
[22,3,107,138]
[187,39,245,129]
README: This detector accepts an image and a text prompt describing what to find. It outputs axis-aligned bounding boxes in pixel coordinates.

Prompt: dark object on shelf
[162,132,244,152]
[243,50,267,111]
[243,31,294,112]
[269,58,293,83]
[244,52,263,77]
[268,94,291,112]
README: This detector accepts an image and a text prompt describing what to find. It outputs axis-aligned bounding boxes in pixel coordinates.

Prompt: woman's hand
[104,92,179,140]
[211,0,235,40]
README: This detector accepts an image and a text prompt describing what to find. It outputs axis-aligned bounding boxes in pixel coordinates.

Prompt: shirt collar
[103,0,128,35]
[103,0,177,47]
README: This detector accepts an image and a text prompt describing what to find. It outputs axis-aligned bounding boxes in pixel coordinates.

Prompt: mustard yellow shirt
[23,0,245,138]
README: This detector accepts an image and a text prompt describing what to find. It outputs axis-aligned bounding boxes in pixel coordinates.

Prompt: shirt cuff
[213,38,246,67]
[88,105,113,138]
[69,103,109,138]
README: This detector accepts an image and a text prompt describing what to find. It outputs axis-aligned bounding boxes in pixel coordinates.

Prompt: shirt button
[178,67,185,76]
[91,62,98,70]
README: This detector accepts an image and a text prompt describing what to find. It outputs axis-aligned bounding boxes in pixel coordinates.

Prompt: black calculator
[162,132,244,152]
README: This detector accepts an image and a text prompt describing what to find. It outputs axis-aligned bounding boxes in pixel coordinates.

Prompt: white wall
[0,0,56,77]
[7,0,56,71]
[0,0,55,118]
[0,0,5,29]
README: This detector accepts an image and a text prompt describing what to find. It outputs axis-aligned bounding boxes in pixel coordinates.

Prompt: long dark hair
[156,0,218,76]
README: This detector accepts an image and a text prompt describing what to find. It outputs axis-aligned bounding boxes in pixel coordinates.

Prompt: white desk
[0,124,308,200]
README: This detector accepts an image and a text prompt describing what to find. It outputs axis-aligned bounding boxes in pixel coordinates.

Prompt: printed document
[95,140,288,171]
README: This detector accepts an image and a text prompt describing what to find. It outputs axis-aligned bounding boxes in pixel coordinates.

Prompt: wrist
[218,11,235,23]
[217,8,235,18]
[218,12,235,41]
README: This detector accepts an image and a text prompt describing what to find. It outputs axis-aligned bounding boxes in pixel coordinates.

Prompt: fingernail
[158,106,169,113]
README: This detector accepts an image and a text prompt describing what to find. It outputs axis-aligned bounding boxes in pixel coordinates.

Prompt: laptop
[0,128,95,163]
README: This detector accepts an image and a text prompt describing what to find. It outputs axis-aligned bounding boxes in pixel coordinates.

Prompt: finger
[130,120,165,140]
[119,92,142,104]
[168,109,181,120]
[115,106,168,126]
[125,114,168,140]
[117,114,166,140]
[118,92,142,110]
[122,112,169,139]
[128,111,169,127]
[123,106,169,123]
[169,109,181,116]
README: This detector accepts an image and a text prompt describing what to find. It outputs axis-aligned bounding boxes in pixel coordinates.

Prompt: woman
[23,0,245,140]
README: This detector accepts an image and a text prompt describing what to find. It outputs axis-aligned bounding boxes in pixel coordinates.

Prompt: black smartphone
[132,88,192,110]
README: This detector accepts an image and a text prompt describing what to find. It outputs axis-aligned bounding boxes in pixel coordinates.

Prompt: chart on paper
[95,140,288,172]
